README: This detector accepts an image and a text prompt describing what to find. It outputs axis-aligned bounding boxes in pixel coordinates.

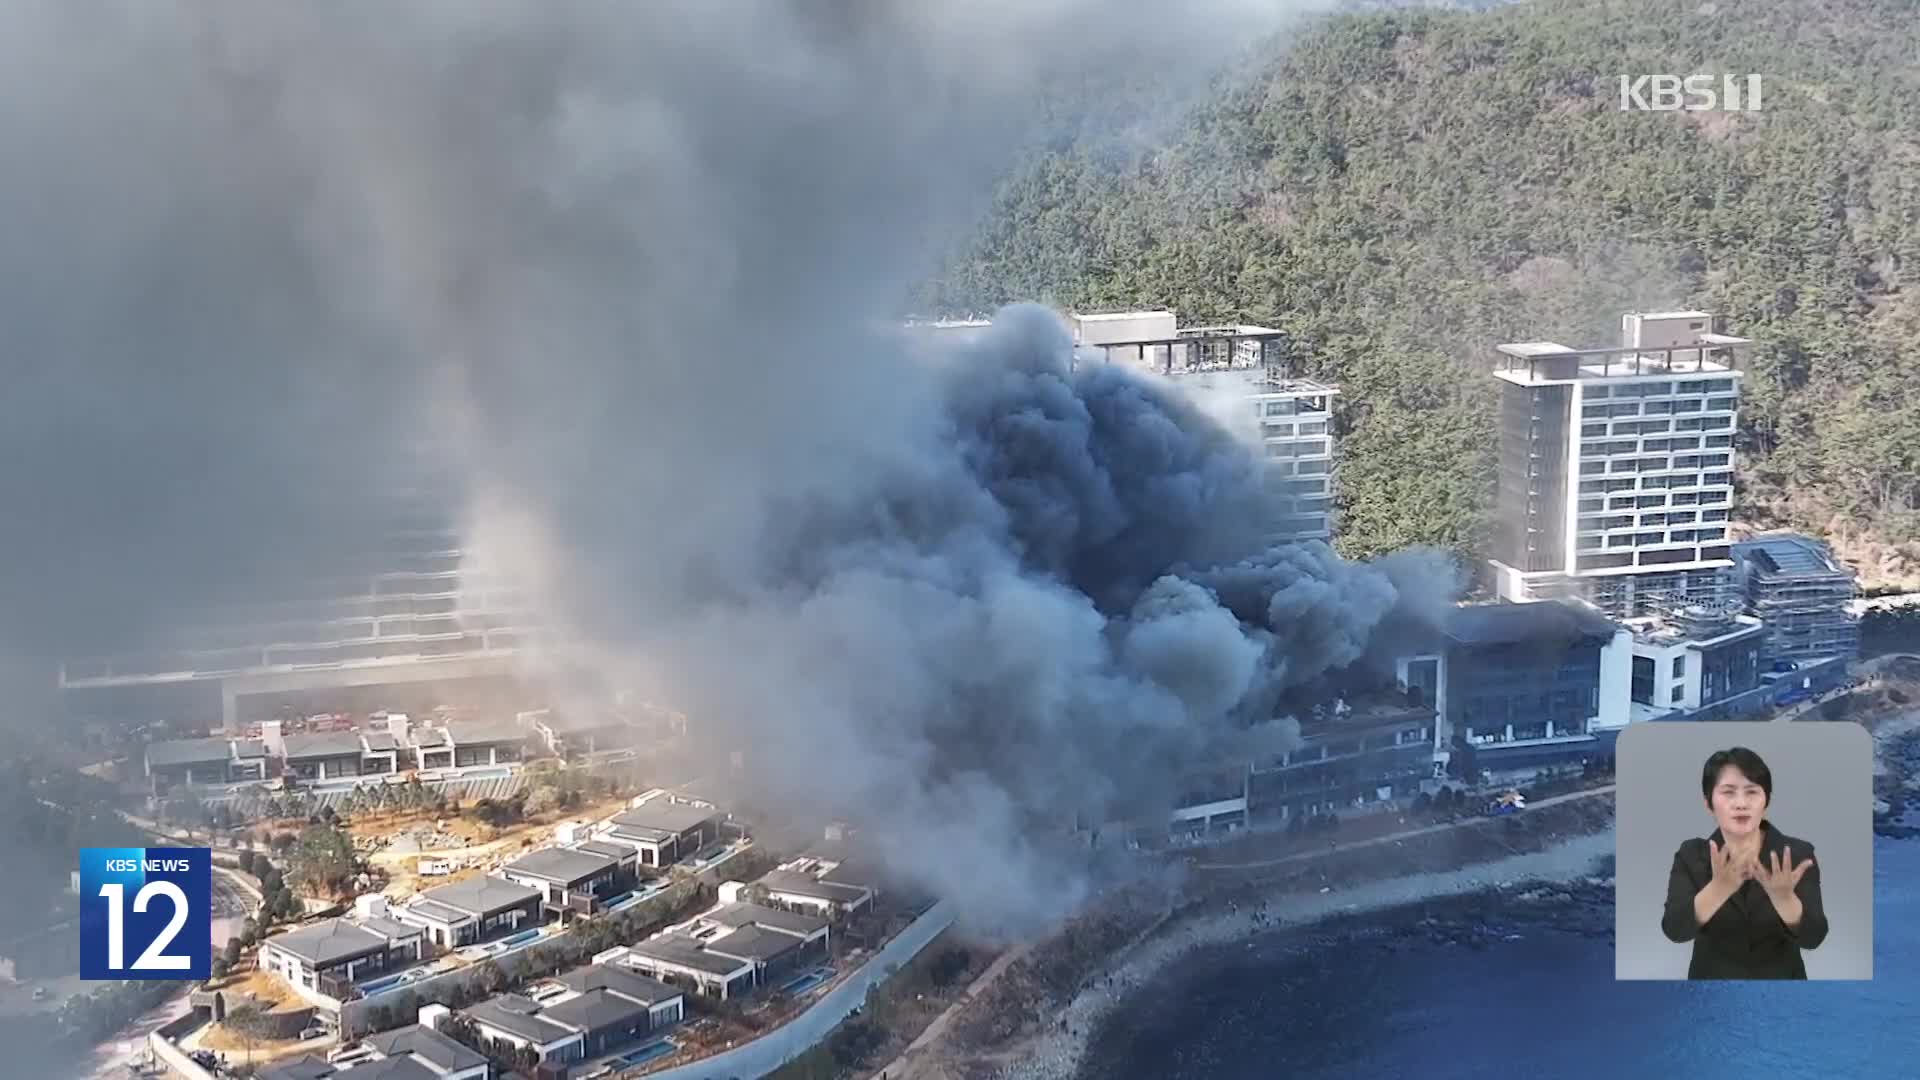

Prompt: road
[1189,783,1616,871]
[76,841,260,1080]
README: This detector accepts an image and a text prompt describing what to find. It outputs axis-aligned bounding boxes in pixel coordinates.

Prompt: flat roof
[257,1055,335,1080]
[539,988,650,1034]
[755,870,871,905]
[1444,600,1619,647]
[360,916,422,942]
[464,994,577,1045]
[503,847,618,885]
[707,924,804,963]
[708,902,828,937]
[572,840,637,861]
[556,963,682,1005]
[628,935,754,978]
[266,919,390,967]
[413,875,542,919]
[233,739,268,759]
[146,737,236,768]
[362,731,399,752]
[284,732,368,760]
[362,1024,487,1073]
[611,801,721,835]
[338,1058,442,1080]
[448,719,526,745]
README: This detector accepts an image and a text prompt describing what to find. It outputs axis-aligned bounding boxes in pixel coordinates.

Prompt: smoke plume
[0,0,1468,942]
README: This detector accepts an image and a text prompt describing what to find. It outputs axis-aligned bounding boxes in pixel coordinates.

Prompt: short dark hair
[1701,746,1772,806]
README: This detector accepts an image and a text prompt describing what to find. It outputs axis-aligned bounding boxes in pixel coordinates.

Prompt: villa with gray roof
[596,798,723,869]
[753,869,874,919]
[142,737,267,791]
[499,847,628,918]
[260,918,424,1003]
[393,875,543,950]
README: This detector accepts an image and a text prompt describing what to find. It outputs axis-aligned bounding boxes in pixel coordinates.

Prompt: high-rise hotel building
[1487,311,1751,618]
[1069,311,1339,545]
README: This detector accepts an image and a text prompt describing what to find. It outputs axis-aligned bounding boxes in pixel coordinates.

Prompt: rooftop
[465,994,578,1045]
[146,737,238,768]
[572,839,637,861]
[284,732,369,760]
[530,709,629,734]
[610,801,722,836]
[265,919,391,967]
[556,963,682,1005]
[334,1059,441,1080]
[258,1055,336,1080]
[755,870,872,905]
[1734,534,1852,579]
[707,924,805,963]
[1444,600,1620,648]
[361,1025,487,1073]
[359,916,422,942]
[412,875,542,918]
[447,718,527,745]
[628,935,755,977]
[503,846,618,885]
[707,902,829,937]
[539,987,650,1033]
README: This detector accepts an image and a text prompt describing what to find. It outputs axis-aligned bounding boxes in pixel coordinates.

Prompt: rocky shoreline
[995,829,1617,1080]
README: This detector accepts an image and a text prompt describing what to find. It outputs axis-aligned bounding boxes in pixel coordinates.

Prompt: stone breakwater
[999,830,1617,1080]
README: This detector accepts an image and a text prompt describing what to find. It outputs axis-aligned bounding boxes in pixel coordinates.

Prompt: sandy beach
[1002,829,1617,1080]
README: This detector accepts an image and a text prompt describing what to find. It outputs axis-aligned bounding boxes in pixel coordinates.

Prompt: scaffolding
[1734,535,1861,662]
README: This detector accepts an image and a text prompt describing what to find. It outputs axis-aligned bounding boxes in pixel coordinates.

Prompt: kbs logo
[80,847,211,980]
[1619,74,1764,112]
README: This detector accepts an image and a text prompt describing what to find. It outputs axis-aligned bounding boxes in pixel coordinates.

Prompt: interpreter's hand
[1754,846,1813,903]
[1709,839,1755,891]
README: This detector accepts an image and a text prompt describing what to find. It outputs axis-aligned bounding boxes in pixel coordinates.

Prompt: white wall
[1594,628,1634,730]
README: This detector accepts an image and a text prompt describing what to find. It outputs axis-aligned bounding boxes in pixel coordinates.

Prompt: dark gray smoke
[0,0,1459,944]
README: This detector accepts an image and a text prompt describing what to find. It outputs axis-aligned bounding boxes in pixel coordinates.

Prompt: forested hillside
[921,0,1920,586]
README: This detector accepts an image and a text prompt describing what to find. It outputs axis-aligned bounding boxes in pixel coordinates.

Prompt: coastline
[1001,829,1616,1080]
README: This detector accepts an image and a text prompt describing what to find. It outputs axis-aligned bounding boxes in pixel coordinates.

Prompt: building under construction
[1733,533,1861,664]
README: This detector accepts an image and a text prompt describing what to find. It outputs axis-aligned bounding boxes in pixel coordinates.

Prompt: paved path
[1190,784,1616,871]
[872,940,1035,1079]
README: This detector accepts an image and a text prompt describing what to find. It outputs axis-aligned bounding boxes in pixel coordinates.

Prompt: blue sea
[1083,837,1920,1079]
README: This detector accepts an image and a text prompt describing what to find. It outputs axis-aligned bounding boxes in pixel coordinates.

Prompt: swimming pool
[501,928,541,948]
[780,970,828,995]
[358,973,406,995]
[613,1040,674,1068]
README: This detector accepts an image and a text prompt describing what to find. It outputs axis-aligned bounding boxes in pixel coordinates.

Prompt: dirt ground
[351,795,635,897]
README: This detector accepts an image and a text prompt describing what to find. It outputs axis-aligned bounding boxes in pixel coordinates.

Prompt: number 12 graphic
[80,847,211,980]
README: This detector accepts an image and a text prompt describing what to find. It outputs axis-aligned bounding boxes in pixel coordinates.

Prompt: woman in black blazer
[1661,746,1828,979]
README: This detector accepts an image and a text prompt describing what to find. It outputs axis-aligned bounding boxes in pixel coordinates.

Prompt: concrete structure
[1624,602,1767,721]
[1071,311,1339,544]
[498,847,627,919]
[751,868,874,920]
[604,935,757,1000]
[1242,690,1438,824]
[58,474,538,732]
[522,707,642,757]
[393,875,543,951]
[143,737,267,791]
[596,799,724,869]
[1398,600,1633,778]
[261,918,426,1004]
[1488,311,1750,617]
[1734,533,1862,664]
[266,1024,490,1080]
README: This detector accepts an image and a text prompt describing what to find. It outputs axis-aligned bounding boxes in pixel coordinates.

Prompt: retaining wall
[640,900,955,1080]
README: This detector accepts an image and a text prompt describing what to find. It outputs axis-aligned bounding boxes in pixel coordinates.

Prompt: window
[1580,461,1605,475]
[1672,656,1685,677]
[1299,421,1328,435]
[1670,529,1696,542]
[1265,401,1296,417]
[1708,396,1737,411]
[1297,458,1328,475]
[1673,399,1702,413]
[1578,499,1604,513]
[1582,423,1608,437]
[1705,434,1733,448]
[1586,386,1612,399]
[1582,405,1608,419]
[1637,494,1666,507]
[1705,379,1734,393]
[1671,685,1685,704]
[1263,423,1294,438]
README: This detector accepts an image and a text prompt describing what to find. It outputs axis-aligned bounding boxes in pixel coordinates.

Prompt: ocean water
[1085,837,1920,1080]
